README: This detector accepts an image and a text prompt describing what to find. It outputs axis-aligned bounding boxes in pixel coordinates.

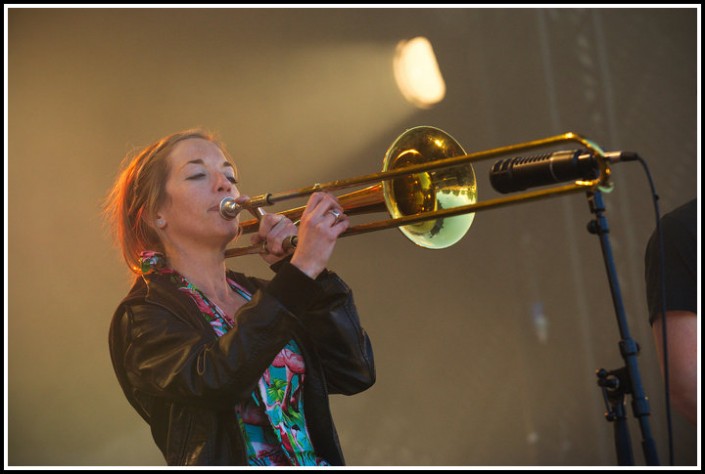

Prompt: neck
[165,244,232,302]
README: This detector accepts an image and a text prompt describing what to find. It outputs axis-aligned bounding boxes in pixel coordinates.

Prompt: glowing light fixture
[393,36,446,109]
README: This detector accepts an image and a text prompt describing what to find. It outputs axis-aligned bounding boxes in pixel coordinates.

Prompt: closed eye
[186,173,205,180]
[226,176,238,184]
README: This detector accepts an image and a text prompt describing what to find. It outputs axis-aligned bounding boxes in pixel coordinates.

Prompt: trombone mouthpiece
[219,197,242,220]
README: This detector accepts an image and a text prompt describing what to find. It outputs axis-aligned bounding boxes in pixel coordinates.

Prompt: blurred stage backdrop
[6,6,699,467]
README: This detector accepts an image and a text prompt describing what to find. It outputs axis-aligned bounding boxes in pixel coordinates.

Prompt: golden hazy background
[6,6,699,467]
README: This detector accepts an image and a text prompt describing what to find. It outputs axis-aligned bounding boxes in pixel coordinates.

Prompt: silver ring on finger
[328,208,341,224]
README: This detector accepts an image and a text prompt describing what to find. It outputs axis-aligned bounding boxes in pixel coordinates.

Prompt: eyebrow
[182,159,235,170]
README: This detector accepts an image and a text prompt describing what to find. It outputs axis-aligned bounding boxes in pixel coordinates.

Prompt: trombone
[222,126,614,258]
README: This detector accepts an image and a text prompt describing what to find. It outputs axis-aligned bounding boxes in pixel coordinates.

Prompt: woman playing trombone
[103,128,375,466]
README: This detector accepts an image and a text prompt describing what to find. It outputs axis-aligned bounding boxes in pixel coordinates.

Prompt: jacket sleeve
[265,263,376,396]
[110,288,298,409]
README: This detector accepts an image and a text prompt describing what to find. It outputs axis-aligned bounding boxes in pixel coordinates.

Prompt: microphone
[489,149,635,194]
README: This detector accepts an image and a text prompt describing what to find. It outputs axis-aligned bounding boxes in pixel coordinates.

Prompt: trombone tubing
[244,132,609,209]
[342,181,596,237]
[223,180,595,258]
[223,132,611,259]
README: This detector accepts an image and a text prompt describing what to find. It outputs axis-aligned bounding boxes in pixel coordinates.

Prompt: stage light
[393,36,446,109]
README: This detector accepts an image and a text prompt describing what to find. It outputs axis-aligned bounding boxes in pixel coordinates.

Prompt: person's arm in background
[651,310,698,425]
[645,198,698,426]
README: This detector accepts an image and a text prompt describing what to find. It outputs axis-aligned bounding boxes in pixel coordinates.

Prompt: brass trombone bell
[223,126,612,258]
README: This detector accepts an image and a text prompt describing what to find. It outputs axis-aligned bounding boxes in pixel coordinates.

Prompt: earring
[155,217,166,229]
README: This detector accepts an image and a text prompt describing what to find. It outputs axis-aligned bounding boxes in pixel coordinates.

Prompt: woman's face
[156,138,241,250]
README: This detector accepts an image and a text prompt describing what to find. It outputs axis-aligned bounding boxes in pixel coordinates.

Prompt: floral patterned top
[139,251,329,466]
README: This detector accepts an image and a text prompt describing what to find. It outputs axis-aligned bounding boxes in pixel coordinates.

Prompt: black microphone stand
[586,190,660,466]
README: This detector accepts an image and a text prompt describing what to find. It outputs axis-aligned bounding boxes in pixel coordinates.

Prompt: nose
[215,173,232,193]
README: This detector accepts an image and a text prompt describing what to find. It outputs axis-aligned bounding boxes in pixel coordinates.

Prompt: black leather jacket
[108,262,375,465]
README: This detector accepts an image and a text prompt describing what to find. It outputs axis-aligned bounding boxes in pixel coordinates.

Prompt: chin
[221,224,242,244]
